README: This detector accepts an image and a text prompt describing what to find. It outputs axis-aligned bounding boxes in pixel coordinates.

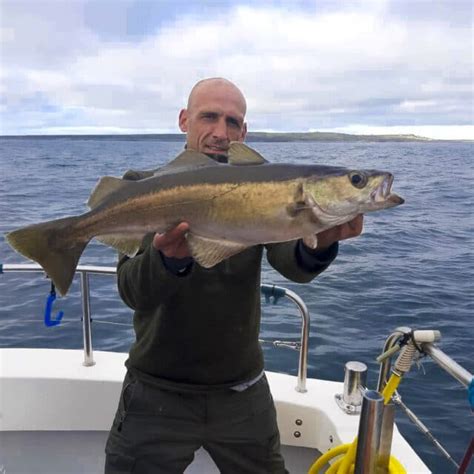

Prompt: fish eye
[349,171,368,189]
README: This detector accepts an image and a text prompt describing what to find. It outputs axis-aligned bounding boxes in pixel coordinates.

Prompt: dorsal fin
[87,176,130,209]
[169,149,220,168]
[149,150,220,178]
[228,142,268,165]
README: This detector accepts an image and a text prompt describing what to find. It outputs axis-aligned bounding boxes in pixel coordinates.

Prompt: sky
[0,0,472,139]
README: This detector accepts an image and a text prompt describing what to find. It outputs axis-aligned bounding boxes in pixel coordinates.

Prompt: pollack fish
[5,143,404,296]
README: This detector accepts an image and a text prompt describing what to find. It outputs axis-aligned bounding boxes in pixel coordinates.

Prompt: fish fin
[186,233,248,268]
[169,149,220,168]
[122,151,219,183]
[141,150,221,178]
[228,142,268,165]
[122,169,155,181]
[95,234,143,257]
[287,182,316,216]
[87,176,132,209]
[302,235,318,249]
[5,216,89,296]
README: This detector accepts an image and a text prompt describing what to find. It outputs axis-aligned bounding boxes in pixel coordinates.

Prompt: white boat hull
[0,348,430,473]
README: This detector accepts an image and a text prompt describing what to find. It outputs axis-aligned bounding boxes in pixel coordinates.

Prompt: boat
[1,263,472,473]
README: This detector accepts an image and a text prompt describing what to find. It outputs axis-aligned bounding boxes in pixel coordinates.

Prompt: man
[105,78,363,473]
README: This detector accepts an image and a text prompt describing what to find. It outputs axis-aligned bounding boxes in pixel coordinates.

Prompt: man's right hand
[153,222,191,259]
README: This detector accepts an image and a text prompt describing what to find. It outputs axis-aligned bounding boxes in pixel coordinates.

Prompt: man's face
[179,82,247,156]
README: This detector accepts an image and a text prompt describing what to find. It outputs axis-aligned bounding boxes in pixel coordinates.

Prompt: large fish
[6,143,403,296]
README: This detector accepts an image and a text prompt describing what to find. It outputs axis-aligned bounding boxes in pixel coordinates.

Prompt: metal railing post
[260,284,310,393]
[80,271,95,367]
[283,289,309,393]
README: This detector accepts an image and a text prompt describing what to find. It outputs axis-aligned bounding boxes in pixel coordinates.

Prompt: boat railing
[377,327,473,391]
[374,327,473,470]
[0,263,310,392]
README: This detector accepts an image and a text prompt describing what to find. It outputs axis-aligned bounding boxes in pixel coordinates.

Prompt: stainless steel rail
[278,287,309,393]
[1,263,116,367]
[375,327,473,469]
[1,264,310,391]
[377,327,473,391]
[376,326,411,393]
[422,343,473,388]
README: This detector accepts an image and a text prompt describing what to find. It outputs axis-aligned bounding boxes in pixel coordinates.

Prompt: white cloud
[1,1,472,137]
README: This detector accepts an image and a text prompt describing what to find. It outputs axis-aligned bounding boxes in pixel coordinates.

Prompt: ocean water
[0,137,472,473]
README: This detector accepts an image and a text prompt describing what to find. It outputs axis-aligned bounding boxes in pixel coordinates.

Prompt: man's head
[179,78,247,156]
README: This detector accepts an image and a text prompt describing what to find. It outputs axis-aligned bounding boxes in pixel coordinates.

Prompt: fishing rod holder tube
[335,361,368,414]
[354,389,385,474]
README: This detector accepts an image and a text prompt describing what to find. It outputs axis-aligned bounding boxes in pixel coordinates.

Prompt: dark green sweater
[117,160,338,392]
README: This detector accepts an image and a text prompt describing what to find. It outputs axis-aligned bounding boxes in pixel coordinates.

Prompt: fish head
[305,169,404,222]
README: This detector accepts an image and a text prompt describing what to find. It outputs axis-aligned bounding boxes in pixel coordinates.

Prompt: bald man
[105,78,363,474]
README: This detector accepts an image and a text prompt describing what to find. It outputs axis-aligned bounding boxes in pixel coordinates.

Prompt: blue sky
[1,0,472,139]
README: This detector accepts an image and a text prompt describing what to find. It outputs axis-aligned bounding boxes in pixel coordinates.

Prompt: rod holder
[378,402,395,473]
[355,389,384,474]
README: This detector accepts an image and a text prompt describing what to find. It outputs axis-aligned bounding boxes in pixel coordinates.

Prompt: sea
[0,137,472,473]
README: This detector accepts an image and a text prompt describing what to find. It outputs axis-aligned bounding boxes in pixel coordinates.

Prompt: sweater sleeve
[117,233,192,311]
[265,240,338,283]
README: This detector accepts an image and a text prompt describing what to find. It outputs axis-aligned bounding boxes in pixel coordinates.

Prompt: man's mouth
[206,144,229,154]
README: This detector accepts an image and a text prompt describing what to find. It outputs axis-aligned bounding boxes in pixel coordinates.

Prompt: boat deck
[0,348,430,473]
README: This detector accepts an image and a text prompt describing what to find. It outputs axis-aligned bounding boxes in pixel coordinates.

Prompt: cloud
[1,1,472,138]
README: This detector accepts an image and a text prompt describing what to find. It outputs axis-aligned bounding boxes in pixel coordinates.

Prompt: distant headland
[1,131,441,142]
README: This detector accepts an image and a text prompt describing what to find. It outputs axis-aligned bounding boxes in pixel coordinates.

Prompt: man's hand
[304,214,364,251]
[152,222,192,259]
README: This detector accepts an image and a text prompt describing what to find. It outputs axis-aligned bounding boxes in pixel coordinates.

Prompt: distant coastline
[0,131,469,142]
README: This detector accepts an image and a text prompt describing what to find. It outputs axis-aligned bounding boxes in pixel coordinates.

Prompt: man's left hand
[304,214,364,251]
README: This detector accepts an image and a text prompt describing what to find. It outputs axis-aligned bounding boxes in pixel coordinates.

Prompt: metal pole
[422,343,473,387]
[80,271,95,367]
[376,327,411,392]
[355,390,385,474]
[284,288,309,393]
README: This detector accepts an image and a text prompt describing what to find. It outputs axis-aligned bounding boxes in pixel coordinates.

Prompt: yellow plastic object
[307,373,406,474]
[382,373,401,404]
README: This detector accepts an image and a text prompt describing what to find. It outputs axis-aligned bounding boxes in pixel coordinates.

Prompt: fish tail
[5,216,90,296]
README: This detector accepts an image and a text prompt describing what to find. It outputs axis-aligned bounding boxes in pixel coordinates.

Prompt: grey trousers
[105,372,288,474]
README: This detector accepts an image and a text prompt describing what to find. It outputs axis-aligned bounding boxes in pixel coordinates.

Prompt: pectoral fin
[287,182,318,217]
[186,233,248,268]
[302,235,318,249]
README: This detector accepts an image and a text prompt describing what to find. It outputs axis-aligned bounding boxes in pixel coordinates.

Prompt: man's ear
[241,122,248,141]
[178,109,188,132]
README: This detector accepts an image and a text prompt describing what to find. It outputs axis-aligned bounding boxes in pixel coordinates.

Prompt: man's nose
[212,117,228,141]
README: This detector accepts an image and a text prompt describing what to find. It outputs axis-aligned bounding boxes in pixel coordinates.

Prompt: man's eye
[227,119,240,128]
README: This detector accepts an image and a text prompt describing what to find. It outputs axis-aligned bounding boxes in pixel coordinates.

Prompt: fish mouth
[370,175,404,206]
